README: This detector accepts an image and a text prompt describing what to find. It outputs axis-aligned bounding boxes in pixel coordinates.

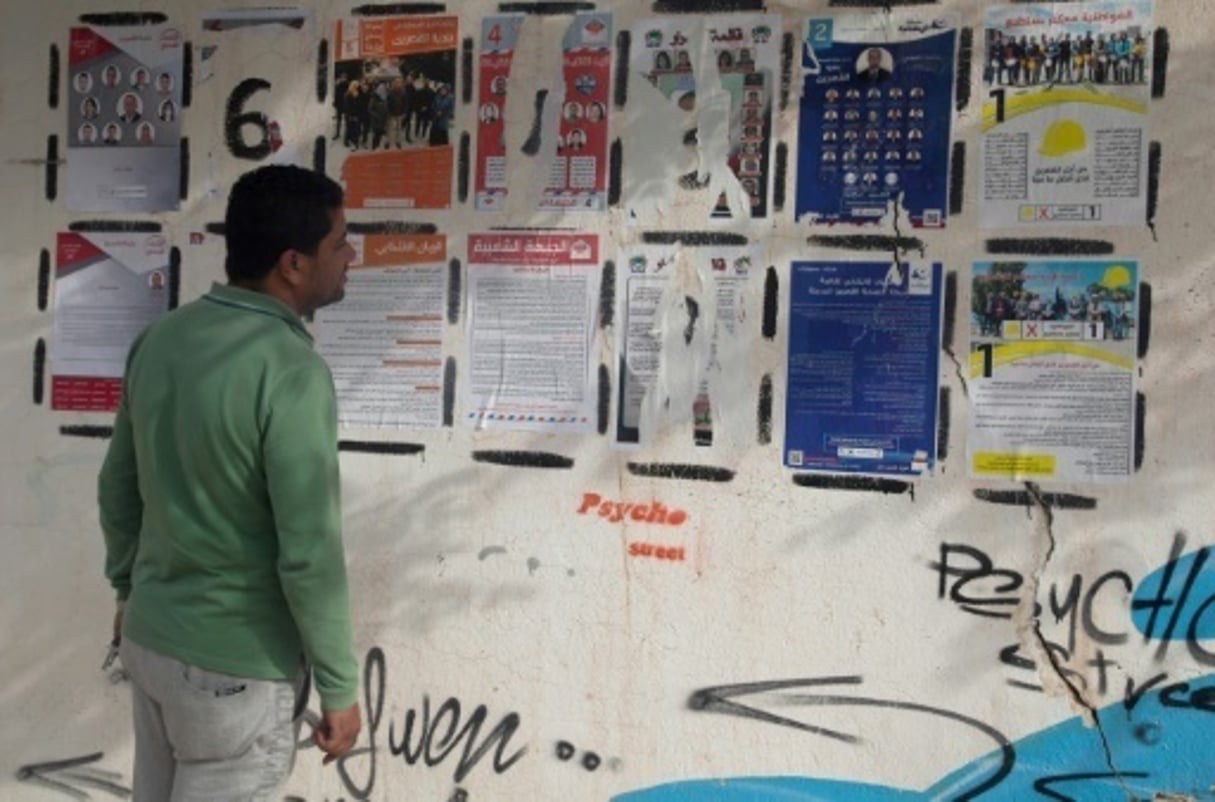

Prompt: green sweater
[99,283,358,710]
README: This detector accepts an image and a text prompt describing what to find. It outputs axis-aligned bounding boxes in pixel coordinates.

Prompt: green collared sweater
[99,283,357,710]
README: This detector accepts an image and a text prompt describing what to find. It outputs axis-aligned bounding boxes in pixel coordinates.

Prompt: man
[99,164,361,800]
[858,47,891,83]
[119,93,142,124]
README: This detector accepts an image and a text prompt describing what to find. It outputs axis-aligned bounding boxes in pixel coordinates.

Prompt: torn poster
[52,232,171,411]
[474,14,522,211]
[314,234,446,430]
[627,14,781,221]
[979,2,1153,228]
[968,260,1138,482]
[784,261,943,477]
[466,233,599,432]
[538,13,614,212]
[334,13,458,208]
[616,245,762,447]
[795,14,956,227]
[67,24,184,212]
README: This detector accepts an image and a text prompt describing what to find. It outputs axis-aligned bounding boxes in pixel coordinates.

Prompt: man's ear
[274,249,303,287]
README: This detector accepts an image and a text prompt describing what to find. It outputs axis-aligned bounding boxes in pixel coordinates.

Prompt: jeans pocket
[181,663,250,699]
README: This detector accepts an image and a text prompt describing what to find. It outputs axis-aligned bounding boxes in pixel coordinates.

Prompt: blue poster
[795,15,956,227]
[784,261,943,476]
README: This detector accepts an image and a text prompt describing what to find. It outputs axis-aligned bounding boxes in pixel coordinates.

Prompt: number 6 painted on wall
[225,77,272,160]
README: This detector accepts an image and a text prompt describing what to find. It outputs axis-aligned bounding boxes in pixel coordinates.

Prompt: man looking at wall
[98,164,361,800]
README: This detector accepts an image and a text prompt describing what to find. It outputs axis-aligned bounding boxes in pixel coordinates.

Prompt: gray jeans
[120,638,304,801]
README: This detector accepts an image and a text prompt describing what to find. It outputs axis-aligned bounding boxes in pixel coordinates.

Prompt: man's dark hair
[224,165,345,283]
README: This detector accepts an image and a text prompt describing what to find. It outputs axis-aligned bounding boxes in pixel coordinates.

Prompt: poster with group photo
[52,232,171,411]
[474,14,523,210]
[314,234,447,430]
[67,24,184,212]
[968,260,1138,482]
[629,14,781,221]
[466,234,599,432]
[334,14,458,209]
[795,14,956,227]
[980,2,1153,227]
[784,261,943,477]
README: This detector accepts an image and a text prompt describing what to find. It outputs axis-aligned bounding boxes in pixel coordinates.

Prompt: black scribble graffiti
[1032,770,1150,801]
[688,676,1015,801]
[15,752,130,799]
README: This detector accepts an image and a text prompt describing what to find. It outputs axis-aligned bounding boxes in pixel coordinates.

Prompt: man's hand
[315,703,361,765]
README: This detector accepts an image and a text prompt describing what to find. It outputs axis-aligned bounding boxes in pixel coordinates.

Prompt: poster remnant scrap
[980,2,1153,227]
[52,232,171,411]
[784,261,943,477]
[466,233,599,432]
[796,14,956,227]
[968,260,1138,482]
[315,234,447,430]
[67,24,184,212]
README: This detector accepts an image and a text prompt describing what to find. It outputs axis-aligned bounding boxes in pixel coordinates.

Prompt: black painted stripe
[457,131,470,203]
[461,37,474,105]
[317,39,329,103]
[948,141,965,216]
[313,136,326,174]
[599,260,615,329]
[338,440,425,455]
[614,30,631,109]
[985,238,1114,256]
[443,357,456,427]
[652,0,764,10]
[168,247,181,310]
[762,266,778,340]
[473,450,575,468]
[33,340,46,405]
[829,0,937,6]
[38,250,50,311]
[205,222,226,236]
[180,137,190,200]
[936,387,950,463]
[773,142,788,213]
[1146,141,1161,231]
[627,463,735,482]
[942,271,957,351]
[347,221,440,235]
[45,135,58,202]
[1136,282,1151,360]
[181,42,193,108]
[608,139,623,207]
[757,374,773,446]
[520,89,548,156]
[1134,392,1145,471]
[499,2,595,13]
[48,44,60,110]
[955,28,973,111]
[780,32,794,112]
[60,425,114,439]
[69,221,162,232]
[351,4,447,15]
[793,474,913,494]
[808,235,924,252]
[1151,29,1169,99]
[973,489,1097,510]
[80,12,167,25]
[447,259,461,325]
[597,363,610,436]
[641,231,748,246]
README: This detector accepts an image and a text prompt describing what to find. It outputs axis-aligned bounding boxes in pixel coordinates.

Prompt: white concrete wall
[1,1,1213,800]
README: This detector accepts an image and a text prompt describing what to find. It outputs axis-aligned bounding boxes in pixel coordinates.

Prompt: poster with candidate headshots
[796,14,956,228]
[474,14,522,211]
[979,2,1153,228]
[67,24,184,212]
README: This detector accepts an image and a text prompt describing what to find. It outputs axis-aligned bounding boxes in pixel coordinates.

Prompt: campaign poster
[67,24,184,212]
[314,234,447,430]
[52,232,171,411]
[784,261,943,477]
[795,14,956,227]
[474,14,523,211]
[334,14,458,209]
[979,2,1153,227]
[630,15,781,221]
[466,234,599,432]
[968,260,1138,482]
[616,245,761,446]
[539,13,613,212]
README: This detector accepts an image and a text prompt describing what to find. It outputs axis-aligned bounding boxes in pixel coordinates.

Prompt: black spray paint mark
[683,296,699,345]
[60,425,114,439]
[984,238,1114,256]
[461,38,474,104]
[807,234,925,253]
[626,463,735,482]
[949,141,965,216]
[45,135,58,201]
[181,42,193,108]
[614,30,631,108]
[447,259,461,324]
[689,677,1013,802]
[16,752,130,799]
[1146,141,1161,235]
[936,387,950,463]
[472,451,574,469]
[79,12,167,25]
[179,137,190,200]
[599,260,615,329]
[941,271,957,350]
[457,132,471,204]
[69,221,161,233]
[312,39,328,103]
[478,546,508,560]
[773,142,788,212]
[780,32,794,112]
[33,340,45,405]
[955,28,973,110]
[500,2,596,13]
[641,231,749,246]
[1033,771,1150,802]
[443,357,456,427]
[338,441,426,456]
[792,474,912,495]
[762,266,778,340]
[313,136,326,174]
[757,374,772,446]
[48,44,60,109]
[520,89,548,156]
[828,0,939,6]
[1151,28,1169,99]
[38,249,50,311]
[682,127,698,147]
[225,78,273,161]
[348,221,440,235]
[204,222,226,236]
[653,0,765,11]
[1134,392,1145,471]
[608,139,623,207]
[168,247,181,310]
[972,489,1097,510]
[597,363,611,436]
[351,3,448,15]
[1136,282,1151,359]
